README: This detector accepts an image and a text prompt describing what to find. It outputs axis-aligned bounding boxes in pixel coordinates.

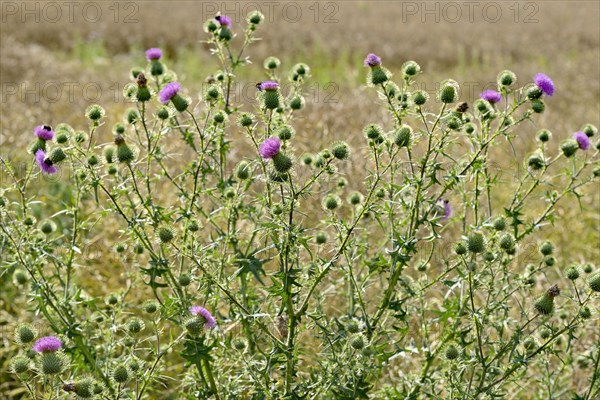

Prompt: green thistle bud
[393,125,412,147]
[438,80,459,104]
[264,56,280,70]
[587,272,600,292]
[56,132,69,144]
[538,327,552,339]
[583,264,593,273]
[467,232,485,253]
[73,377,95,398]
[143,300,158,314]
[171,94,189,112]
[157,226,174,243]
[104,147,115,164]
[447,117,462,131]
[364,124,383,140]
[87,155,99,166]
[349,334,365,350]
[315,232,327,244]
[107,165,118,175]
[85,104,105,121]
[561,140,579,157]
[493,217,506,231]
[544,256,556,266]
[238,112,254,127]
[40,352,66,375]
[369,66,389,85]
[402,61,421,77]
[106,294,118,306]
[484,252,495,262]
[10,355,30,374]
[579,307,592,319]
[116,143,135,163]
[582,123,597,137]
[331,141,350,160]
[112,123,125,135]
[322,194,341,211]
[277,125,295,141]
[178,274,191,287]
[235,161,251,180]
[127,318,144,334]
[40,220,55,234]
[157,107,170,120]
[539,241,554,256]
[125,108,139,124]
[523,337,537,352]
[302,154,313,165]
[24,215,36,226]
[14,269,28,285]
[348,192,363,205]
[534,284,560,315]
[527,153,545,170]
[29,138,46,155]
[233,338,247,351]
[113,365,129,383]
[150,60,163,76]
[346,320,360,334]
[445,345,459,360]
[565,266,580,280]
[412,90,429,106]
[337,178,347,188]
[497,70,517,87]
[531,100,545,113]
[136,86,151,102]
[272,153,293,174]
[294,63,310,77]
[455,242,467,255]
[15,324,37,344]
[213,111,227,124]
[537,129,551,142]
[526,86,543,100]
[290,96,305,110]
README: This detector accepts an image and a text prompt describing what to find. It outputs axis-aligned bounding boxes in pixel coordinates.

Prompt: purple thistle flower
[216,14,231,28]
[32,336,62,353]
[159,82,181,104]
[364,53,382,67]
[442,200,451,221]
[259,81,279,91]
[534,73,554,96]
[190,306,217,329]
[480,90,502,104]
[259,137,281,159]
[35,150,57,174]
[145,48,162,61]
[34,125,54,141]
[573,131,590,150]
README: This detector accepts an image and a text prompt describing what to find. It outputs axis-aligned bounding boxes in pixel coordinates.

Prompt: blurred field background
[1,0,599,397]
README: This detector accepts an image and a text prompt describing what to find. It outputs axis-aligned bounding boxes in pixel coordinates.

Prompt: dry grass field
[1,1,599,398]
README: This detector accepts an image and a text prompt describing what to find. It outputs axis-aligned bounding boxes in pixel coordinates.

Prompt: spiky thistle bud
[527,153,545,170]
[467,232,485,253]
[402,60,421,77]
[272,153,293,174]
[322,194,341,211]
[157,226,174,243]
[331,141,350,160]
[561,140,579,157]
[497,70,517,87]
[143,300,158,314]
[10,355,30,374]
[537,129,551,142]
[13,269,28,285]
[587,272,600,292]
[235,161,251,180]
[15,324,37,345]
[393,125,412,147]
[346,320,360,334]
[412,90,429,106]
[263,56,280,70]
[315,232,327,244]
[178,274,191,287]
[534,284,560,315]
[73,377,95,398]
[39,352,67,375]
[565,266,580,280]
[492,217,506,231]
[455,242,467,255]
[85,104,105,121]
[113,365,129,383]
[349,334,365,350]
[127,318,145,334]
[539,241,554,256]
[445,345,459,360]
[277,125,295,141]
[438,79,459,104]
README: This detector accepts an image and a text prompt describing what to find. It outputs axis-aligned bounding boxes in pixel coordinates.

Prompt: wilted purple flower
[190,306,217,329]
[159,82,181,104]
[364,53,382,67]
[34,125,54,141]
[480,90,502,104]
[216,15,231,27]
[259,137,281,159]
[35,150,57,174]
[145,48,162,61]
[33,336,62,353]
[442,200,451,221]
[573,131,590,150]
[259,81,279,91]
[534,73,554,96]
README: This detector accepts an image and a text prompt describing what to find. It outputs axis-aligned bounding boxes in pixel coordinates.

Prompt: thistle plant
[1,11,599,400]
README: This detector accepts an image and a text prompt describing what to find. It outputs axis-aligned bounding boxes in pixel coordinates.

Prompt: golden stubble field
[1,1,599,398]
